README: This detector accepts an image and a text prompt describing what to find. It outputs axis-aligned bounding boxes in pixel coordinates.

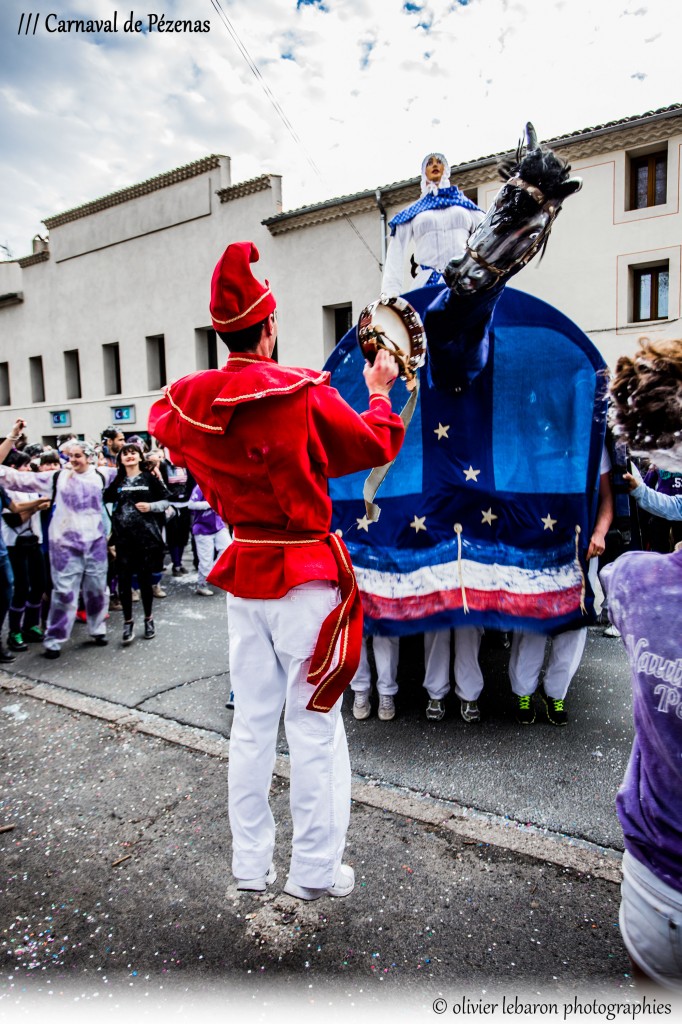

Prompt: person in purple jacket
[602,338,682,990]
[187,484,231,597]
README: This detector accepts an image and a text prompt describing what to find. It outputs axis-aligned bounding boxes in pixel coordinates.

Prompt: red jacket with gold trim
[148,353,404,599]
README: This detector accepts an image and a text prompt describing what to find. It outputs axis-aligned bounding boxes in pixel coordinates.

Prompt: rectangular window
[29,356,45,403]
[632,263,669,322]
[64,349,82,400]
[102,342,121,395]
[630,150,667,210]
[195,328,219,370]
[146,334,167,391]
[323,303,352,362]
[0,363,10,406]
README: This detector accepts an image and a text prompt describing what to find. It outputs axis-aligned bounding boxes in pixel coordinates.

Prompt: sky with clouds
[0,0,678,258]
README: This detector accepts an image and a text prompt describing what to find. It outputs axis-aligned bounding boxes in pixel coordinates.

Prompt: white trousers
[453,626,485,702]
[350,630,452,699]
[509,628,587,700]
[194,528,231,586]
[44,542,109,649]
[226,582,350,889]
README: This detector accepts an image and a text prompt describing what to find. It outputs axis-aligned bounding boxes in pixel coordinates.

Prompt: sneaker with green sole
[8,631,28,652]
[542,692,568,726]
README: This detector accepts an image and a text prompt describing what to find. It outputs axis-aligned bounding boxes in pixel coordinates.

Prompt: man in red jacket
[149,241,403,900]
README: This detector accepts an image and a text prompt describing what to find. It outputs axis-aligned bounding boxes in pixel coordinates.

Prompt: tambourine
[357,295,426,392]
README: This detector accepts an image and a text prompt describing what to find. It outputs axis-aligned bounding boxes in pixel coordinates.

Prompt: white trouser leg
[350,639,372,692]
[453,626,485,701]
[227,595,285,880]
[373,635,399,696]
[227,583,350,889]
[423,629,451,700]
[509,631,547,696]
[194,533,216,586]
[542,628,587,700]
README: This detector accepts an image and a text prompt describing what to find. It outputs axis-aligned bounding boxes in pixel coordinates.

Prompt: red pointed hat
[209,241,276,333]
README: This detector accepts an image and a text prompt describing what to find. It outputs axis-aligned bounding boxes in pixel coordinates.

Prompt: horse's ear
[525,122,538,151]
[556,177,582,198]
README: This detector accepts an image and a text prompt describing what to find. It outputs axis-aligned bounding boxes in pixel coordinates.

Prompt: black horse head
[444,123,582,294]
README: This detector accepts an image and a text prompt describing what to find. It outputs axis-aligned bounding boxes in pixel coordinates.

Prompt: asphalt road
[0,564,634,850]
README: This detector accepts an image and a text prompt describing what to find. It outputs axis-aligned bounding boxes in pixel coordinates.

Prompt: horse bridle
[464,175,559,282]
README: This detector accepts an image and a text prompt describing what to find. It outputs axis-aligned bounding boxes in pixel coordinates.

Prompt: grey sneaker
[378,694,395,721]
[603,623,621,638]
[283,864,354,901]
[236,863,277,893]
[352,691,371,720]
[460,700,481,723]
[426,699,445,721]
[195,586,214,597]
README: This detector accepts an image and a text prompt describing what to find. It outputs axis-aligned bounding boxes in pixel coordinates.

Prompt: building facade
[0,104,679,444]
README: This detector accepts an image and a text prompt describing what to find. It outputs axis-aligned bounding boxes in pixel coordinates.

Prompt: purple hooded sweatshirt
[601,548,682,894]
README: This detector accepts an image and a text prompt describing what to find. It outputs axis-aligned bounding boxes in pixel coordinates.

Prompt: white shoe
[131,589,140,603]
[195,586,214,597]
[236,863,277,892]
[460,699,481,723]
[603,623,621,638]
[352,691,371,720]
[152,584,167,598]
[283,864,354,901]
[426,698,445,721]
[378,694,395,721]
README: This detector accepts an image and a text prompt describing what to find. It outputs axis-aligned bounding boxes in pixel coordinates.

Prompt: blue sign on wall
[50,410,70,428]
[112,405,136,424]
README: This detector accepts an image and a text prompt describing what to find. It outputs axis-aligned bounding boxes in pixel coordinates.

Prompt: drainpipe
[375,189,387,270]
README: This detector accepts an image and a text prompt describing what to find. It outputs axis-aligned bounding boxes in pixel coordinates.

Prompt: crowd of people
[0,421,230,660]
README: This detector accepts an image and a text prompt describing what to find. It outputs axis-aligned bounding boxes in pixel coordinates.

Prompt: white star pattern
[541,513,557,531]
[463,465,481,482]
[356,515,371,531]
[434,423,450,440]
[410,515,427,533]
[481,508,498,526]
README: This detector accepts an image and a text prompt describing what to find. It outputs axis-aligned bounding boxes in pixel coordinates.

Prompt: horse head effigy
[444,123,582,295]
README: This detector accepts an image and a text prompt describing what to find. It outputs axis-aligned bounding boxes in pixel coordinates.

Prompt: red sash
[231,528,363,712]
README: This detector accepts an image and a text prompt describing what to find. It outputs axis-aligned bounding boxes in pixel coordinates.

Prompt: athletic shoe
[283,864,354,901]
[93,635,108,647]
[143,618,155,640]
[24,625,44,643]
[195,586,213,597]
[172,566,188,577]
[131,589,140,603]
[122,622,135,645]
[542,691,568,726]
[236,863,277,893]
[515,694,536,725]
[378,694,395,721]
[0,646,16,663]
[603,623,621,638]
[460,700,481,723]
[426,699,445,721]
[225,690,235,710]
[8,632,28,652]
[352,691,371,720]
[109,596,123,611]
[42,647,60,660]
[152,584,166,599]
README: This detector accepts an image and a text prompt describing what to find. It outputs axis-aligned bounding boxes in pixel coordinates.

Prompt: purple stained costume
[0,464,117,650]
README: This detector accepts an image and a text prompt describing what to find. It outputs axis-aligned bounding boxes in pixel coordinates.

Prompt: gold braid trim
[166,387,224,432]
[213,372,327,404]
[210,288,272,325]
[232,536,322,546]
[308,622,350,712]
[307,533,355,680]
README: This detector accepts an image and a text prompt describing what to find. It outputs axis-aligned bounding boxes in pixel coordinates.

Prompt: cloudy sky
[0,0,677,258]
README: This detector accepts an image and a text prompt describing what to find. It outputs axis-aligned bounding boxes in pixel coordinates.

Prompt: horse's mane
[497,144,573,198]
